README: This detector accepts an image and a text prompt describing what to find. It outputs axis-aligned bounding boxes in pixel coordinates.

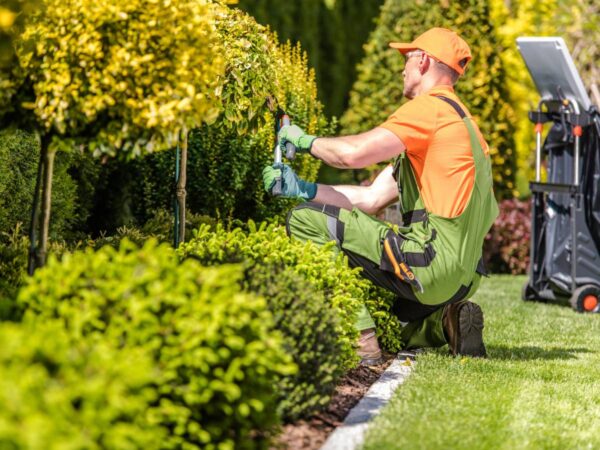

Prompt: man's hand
[278,124,316,154]
[262,164,317,200]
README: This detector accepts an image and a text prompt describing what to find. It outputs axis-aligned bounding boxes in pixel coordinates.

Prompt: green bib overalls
[286,96,499,349]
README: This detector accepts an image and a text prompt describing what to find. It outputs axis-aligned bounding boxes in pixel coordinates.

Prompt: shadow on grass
[488,345,592,361]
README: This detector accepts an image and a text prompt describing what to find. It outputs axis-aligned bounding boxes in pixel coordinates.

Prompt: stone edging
[319,351,417,450]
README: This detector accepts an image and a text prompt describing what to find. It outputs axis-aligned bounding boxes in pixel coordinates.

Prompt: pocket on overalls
[380,230,425,293]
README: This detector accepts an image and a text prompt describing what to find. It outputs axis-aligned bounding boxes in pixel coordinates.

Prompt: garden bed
[275,353,396,450]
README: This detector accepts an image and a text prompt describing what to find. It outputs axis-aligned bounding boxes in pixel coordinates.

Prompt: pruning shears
[269,106,297,196]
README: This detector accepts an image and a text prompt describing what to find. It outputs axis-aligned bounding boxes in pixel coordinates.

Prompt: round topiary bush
[18,240,294,449]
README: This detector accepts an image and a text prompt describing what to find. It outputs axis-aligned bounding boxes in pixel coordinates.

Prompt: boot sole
[457,302,487,358]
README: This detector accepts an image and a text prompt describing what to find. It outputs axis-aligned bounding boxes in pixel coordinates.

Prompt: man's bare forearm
[312,184,366,211]
[311,165,400,215]
[310,127,407,169]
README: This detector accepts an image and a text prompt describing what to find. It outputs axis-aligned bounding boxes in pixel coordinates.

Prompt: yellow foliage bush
[13,0,225,157]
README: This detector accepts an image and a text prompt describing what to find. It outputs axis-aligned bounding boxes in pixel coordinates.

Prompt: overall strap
[435,95,467,118]
[434,95,491,278]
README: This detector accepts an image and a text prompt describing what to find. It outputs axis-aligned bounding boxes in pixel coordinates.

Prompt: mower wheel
[522,281,537,302]
[570,285,600,313]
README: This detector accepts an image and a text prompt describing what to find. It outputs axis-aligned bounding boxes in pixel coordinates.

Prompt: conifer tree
[341,0,517,199]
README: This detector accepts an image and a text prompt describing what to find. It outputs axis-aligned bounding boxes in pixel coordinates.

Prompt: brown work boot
[442,301,487,358]
[357,328,383,365]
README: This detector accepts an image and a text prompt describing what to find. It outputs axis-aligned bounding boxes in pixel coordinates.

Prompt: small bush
[239,262,344,421]
[0,224,74,321]
[18,240,294,449]
[180,222,405,365]
[0,320,165,450]
[484,198,531,274]
[180,224,362,367]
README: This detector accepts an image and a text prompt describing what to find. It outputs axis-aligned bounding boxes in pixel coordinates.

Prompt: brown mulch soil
[272,353,396,450]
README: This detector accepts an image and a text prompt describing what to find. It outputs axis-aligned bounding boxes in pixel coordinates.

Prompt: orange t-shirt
[380,85,489,218]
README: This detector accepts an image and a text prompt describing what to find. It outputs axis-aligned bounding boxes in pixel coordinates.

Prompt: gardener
[263,27,498,363]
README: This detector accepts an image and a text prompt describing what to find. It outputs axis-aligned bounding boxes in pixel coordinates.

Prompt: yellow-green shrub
[341,0,517,199]
[12,0,224,156]
[179,223,406,365]
[110,5,331,224]
[18,240,294,449]
[0,321,165,450]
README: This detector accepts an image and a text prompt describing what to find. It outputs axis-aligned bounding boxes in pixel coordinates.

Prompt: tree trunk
[173,145,180,247]
[36,139,56,269]
[176,129,188,246]
[27,134,46,275]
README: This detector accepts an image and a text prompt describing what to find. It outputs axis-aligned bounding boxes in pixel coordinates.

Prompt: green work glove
[262,163,317,200]
[278,124,317,154]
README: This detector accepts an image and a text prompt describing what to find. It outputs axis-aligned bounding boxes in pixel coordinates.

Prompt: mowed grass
[363,275,600,450]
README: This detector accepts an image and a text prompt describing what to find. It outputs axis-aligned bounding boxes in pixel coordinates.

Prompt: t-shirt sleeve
[379,97,438,157]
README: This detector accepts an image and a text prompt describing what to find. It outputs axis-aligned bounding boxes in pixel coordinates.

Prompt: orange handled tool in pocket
[383,235,424,293]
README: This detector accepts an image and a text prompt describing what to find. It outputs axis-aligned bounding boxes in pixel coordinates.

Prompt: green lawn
[363,275,600,450]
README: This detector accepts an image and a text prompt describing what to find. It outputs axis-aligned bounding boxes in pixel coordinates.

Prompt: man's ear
[418,53,431,74]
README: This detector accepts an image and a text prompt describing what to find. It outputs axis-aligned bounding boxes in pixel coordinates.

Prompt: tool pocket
[380,230,425,293]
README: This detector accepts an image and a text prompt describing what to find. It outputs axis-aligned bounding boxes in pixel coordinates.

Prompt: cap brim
[388,42,416,54]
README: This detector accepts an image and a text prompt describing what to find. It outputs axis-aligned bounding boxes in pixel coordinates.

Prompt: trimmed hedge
[90,5,331,231]
[242,263,344,421]
[18,240,294,449]
[237,0,385,117]
[179,223,405,364]
[0,320,165,450]
[341,0,518,199]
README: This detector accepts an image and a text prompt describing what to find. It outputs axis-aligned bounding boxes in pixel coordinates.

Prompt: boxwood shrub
[241,263,344,421]
[179,223,405,365]
[18,240,294,449]
[0,320,165,450]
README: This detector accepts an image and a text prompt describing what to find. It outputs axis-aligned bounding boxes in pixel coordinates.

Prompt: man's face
[402,50,424,99]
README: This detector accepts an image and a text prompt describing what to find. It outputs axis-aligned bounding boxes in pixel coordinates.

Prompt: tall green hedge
[341,0,518,199]
[237,0,384,117]
[0,127,77,237]
[18,240,294,449]
[88,4,331,229]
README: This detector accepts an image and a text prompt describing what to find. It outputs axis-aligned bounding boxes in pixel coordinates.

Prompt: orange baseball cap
[389,27,472,75]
